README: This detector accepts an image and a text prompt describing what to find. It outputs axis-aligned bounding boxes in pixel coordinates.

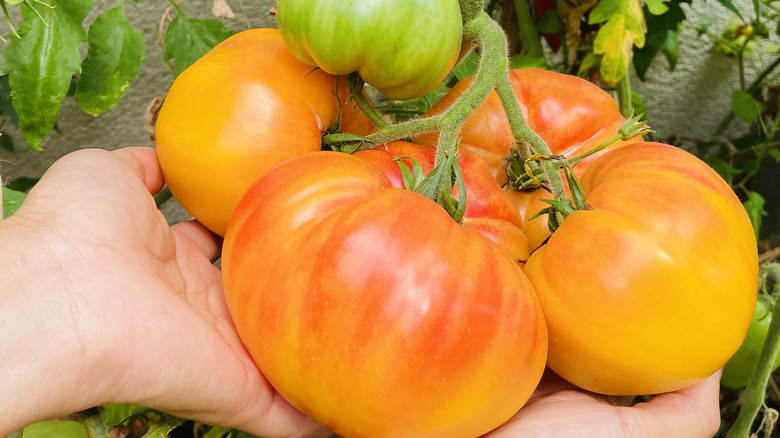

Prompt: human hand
[0,147,328,438]
[485,368,722,438]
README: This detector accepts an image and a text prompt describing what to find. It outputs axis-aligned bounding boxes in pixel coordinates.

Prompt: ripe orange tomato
[524,143,758,395]
[155,28,344,236]
[222,151,547,438]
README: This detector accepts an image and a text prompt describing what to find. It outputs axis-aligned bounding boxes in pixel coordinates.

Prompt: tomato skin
[420,69,642,249]
[524,142,758,396]
[276,0,462,100]
[721,294,780,388]
[222,151,547,438]
[355,141,532,263]
[155,28,343,236]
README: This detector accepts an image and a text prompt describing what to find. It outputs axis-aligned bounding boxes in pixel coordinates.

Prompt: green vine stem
[726,263,780,438]
[79,407,109,438]
[495,75,551,157]
[616,73,633,119]
[344,73,389,130]
[434,11,509,166]
[512,0,544,58]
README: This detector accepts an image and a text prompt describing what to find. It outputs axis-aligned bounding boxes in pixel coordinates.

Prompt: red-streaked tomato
[222,151,547,438]
[524,142,758,395]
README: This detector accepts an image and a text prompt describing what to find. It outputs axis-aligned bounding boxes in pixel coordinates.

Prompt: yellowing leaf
[557,0,601,70]
[589,0,646,83]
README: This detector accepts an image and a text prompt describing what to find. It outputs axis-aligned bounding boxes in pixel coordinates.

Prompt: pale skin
[0,147,721,438]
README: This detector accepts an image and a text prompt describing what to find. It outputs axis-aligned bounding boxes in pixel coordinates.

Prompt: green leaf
[162,10,232,78]
[769,148,780,161]
[0,0,92,149]
[732,89,762,123]
[452,50,479,81]
[713,0,744,19]
[631,90,646,118]
[577,52,601,77]
[743,190,767,238]
[0,131,14,152]
[705,156,744,181]
[509,54,548,69]
[75,5,145,115]
[589,0,646,83]
[645,0,669,15]
[101,404,147,428]
[633,0,689,80]
[140,416,186,438]
[3,185,26,218]
[21,420,86,438]
[536,8,563,33]
[0,74,19,126]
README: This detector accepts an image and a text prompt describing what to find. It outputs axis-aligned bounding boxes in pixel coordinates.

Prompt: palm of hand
[10,148,326,438]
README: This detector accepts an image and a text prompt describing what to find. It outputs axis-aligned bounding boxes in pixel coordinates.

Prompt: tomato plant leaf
[2,185,25,218]
[100,404,147,428]
[556,0,600,68]
[589,0,646,83]
[21,420,86,438]
[162,9,232,78]
[633,0,689,80]
[769,149,780,162]
[712,0,744,20]
[509,54,548,69]
[644,0,669,15]
[732,89,762,123]
[0,0,92,150]
[536,8,563,33]
[0,74,18,127]
[74,5,145,116]
[452,50,479,81]
[705,156,744,182]
[743,189,767,238]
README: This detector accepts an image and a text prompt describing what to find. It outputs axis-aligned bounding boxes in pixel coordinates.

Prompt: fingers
[626,372,722,438]
[172,220,222,262]
[111,147,165,195]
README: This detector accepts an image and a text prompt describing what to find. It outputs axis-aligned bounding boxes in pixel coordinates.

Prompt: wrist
[0,216,112,434]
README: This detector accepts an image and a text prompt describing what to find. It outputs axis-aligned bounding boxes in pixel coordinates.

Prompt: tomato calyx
[396,152,468,224]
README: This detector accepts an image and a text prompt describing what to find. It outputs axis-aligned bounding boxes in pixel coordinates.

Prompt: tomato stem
[458,0,485,26]
[495,76,551,157]
[79,407,109,438]
[513,0,544,58]
[726,262,780,438]
[345,73,390,130]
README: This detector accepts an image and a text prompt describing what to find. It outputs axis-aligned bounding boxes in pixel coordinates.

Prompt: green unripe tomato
[276,0,463,100]
[721,294,780,388]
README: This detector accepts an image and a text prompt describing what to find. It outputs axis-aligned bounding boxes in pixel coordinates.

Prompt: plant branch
[616,73,633,118]
[79,407,109,438]
[513,0,544,57]
[726,263,780,438]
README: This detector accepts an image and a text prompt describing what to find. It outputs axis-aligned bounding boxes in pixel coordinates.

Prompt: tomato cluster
[154,11,758,438]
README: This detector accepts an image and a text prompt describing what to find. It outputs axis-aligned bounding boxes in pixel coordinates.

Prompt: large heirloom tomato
[276,0,463,100]
[420,68,642,249]
[222,151,547,438]
[155,28,351,236]
[524,143,758,395]
[355,141,532,263]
